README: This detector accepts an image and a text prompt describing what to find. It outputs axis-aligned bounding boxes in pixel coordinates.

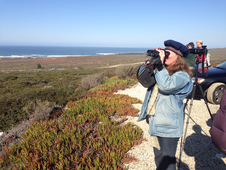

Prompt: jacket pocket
[154,99,179,129]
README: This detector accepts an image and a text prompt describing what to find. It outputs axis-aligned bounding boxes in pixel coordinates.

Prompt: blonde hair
[166,55,193,78]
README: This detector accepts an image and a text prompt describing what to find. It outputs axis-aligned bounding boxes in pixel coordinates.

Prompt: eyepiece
[147,49,170,59]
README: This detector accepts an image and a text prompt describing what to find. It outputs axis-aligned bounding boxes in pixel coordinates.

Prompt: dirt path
[100,62,143,68]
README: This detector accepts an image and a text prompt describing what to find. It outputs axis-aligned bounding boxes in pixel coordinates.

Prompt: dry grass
[0,53,147,72]
[22,99,55,121]
[208,48,226,64]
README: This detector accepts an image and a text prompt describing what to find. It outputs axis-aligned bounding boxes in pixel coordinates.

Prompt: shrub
[22,99,55,121]
[80,72,105,90]
[115,65,139,78]
[101,69,116,78]
[0,98,28,132]
[37,63,42,69]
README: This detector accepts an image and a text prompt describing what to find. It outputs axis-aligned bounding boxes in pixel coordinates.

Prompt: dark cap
[164,39,189,57]
[186,42,195,48]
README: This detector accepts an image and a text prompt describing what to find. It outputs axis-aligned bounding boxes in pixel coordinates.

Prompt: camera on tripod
[188,45,208,76]
[147,49,170,59]
[189,45,208,57]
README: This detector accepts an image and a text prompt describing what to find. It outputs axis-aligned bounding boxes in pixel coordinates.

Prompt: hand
[146,60,150,65]
[155,47,165,63]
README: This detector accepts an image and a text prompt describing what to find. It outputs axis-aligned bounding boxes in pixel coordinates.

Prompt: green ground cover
[0,76,144,169]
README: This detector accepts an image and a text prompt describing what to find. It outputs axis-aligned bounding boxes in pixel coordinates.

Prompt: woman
[139,40,193,170]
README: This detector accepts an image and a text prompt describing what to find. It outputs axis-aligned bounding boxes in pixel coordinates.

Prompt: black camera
[147,49,170,59]
[189,45,208,55]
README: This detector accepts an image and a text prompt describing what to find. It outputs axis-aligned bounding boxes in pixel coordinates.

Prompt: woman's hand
[156,47,165,64]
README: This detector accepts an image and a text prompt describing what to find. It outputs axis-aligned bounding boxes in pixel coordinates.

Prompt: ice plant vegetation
[0,76,144,169]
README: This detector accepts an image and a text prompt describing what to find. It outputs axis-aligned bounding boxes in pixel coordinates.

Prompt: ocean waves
[0,54,87,58]
[0,46,148,58]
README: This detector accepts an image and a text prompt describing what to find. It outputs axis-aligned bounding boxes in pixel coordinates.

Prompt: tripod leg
[178,84,196,169]
[198,84,213,120]
[183,97,189,112]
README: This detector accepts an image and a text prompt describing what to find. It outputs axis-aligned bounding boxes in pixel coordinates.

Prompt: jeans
[153,137,179,170]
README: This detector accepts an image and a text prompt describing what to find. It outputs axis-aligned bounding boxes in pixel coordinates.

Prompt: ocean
[0,46,149,58]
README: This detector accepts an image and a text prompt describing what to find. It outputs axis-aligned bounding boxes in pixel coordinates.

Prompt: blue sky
[0,0,226,48]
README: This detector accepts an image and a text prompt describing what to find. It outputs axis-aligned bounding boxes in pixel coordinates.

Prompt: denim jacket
[138,68,193,137]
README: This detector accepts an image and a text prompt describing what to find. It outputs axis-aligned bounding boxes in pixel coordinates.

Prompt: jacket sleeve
[155,68,191,94]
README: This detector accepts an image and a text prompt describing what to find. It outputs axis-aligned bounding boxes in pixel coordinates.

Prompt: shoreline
[0,52,144,59]
[0,46,225,59]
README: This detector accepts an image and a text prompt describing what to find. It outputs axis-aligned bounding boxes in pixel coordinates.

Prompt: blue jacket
[138,68,193,137]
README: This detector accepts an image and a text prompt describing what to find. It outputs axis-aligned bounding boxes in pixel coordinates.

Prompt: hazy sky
[0,0,226,48]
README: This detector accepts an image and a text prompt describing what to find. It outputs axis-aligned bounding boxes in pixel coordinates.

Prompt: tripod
[178,55,213,169]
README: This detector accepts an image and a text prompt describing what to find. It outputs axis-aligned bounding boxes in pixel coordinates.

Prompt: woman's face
[165,50,178,66]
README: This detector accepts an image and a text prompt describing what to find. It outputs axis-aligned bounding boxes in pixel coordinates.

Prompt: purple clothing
[209,90,226,153]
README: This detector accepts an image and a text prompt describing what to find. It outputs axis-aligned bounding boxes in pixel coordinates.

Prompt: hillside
[208,47,226,64]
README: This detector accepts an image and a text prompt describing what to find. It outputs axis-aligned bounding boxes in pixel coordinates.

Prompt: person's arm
[155,69,191,94]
